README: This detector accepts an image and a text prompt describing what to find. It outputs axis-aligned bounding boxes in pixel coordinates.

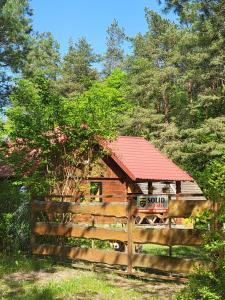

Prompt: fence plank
[32,200,129,217]
[32,244,128,266]
[133,227,202,246]
[33,222,202,246]
[137,200,212,218]
[132,253,197,273]
[33,199,211,219]
[32,244,198,274]
[34,222,127,242]
[168,199,212,217]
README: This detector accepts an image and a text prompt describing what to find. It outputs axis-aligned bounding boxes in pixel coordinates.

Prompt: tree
[127,9,186,123]
[2,70,127,196]
[59,37,98,97]
[22,32,61,80]
[158,2,225,299]
[0,0,32,106]
[103,19,126,76]
[177,154,225,300]
[162,0,225,125]
[121,9,186,157]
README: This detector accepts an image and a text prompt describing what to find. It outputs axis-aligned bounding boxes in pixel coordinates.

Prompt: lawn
[0,253,185,299]
[0,253,52,277]
[142,244,202,259]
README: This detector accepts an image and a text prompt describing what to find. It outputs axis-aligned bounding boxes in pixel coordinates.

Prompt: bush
[0,180,31,254]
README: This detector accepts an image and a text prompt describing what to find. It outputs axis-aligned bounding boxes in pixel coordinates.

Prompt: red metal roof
[107,136,193,181]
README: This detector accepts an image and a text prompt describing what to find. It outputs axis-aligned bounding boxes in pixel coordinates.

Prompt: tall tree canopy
[103,19,126,76]
[0,0,32,106]
[22,32,61,80]
[59,37,98,97]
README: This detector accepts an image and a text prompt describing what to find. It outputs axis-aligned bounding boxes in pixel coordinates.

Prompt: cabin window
[90,182,102,202]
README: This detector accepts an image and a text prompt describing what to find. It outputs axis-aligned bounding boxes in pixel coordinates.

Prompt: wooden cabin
[80,136,195,200]
[64,136,204,226]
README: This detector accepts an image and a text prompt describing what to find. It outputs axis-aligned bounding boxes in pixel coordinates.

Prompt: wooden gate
[31,194,211,276]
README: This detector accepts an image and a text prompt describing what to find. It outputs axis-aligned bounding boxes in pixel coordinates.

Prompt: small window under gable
[90,182,102,202]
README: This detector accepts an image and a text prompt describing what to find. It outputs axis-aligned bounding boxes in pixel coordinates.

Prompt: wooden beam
[33,222,202,246]
[32,200,129,217]
[112,270,188,283]
[128,193,204,197]
[33,244,128,266]
[132,253,198,274]
[137,199,212,218]
[32,244,199,274]
[86,177,121,181]
[148,182,153,194]
[34,222,127,242]
[46,194,127,199]
[133,227,202,246]
[127,198,135,273]
[176,181,181,194]
[33,198,211,219]
[167,199,212,218]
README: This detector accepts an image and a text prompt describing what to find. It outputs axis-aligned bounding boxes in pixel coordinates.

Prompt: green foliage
[2,70,127,196]
[0,181,30,253]
[176,156,225,300]
[177,227,225,300]
[200,153,225,200]
[103,19,126,76]
[127,9,184,122]
[59,37,98,97]
[0,0,32,105]
[22,32,61,80]
[177,268,225,300]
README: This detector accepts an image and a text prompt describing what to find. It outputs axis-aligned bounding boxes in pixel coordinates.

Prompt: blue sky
[31,0,176,56]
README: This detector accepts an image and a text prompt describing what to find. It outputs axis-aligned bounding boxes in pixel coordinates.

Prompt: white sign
[137,195,169,213]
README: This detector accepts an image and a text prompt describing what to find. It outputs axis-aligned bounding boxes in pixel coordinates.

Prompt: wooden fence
[31,194,212,276]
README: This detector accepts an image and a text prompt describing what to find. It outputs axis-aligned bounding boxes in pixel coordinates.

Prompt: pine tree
[127,9,185,123]
[0,0,32,105]
[103,19,126,76]
[22,32,61,80]
[59,37,98,97]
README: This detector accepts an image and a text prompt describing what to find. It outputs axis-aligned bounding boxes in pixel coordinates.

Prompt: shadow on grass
[0,253,55,278]
[0,253,59,299]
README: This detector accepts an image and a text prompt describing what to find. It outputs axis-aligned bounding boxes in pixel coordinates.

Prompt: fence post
[168,195,172,257]
[127,196,135,274]
[30,195,36,254]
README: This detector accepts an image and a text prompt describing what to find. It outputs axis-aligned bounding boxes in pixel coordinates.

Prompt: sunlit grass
[2,272,140,300]
[0,253,52,277]
[142,244,202,258]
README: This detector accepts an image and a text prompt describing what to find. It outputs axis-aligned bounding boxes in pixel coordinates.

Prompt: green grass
[11,273,140,300]
[0,253,182,299]
[0,254,139,300]
[142,244,202,258]
[0,253,52,277]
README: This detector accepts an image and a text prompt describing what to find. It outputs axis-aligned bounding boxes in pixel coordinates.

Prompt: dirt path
[1,265,184,299]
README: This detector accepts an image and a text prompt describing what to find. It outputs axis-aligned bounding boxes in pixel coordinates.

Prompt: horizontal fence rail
[31,194,211,276]
[32,198,212,218]
[33,222,202,246]
[32,200,128,217]
[32,244,199,274]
